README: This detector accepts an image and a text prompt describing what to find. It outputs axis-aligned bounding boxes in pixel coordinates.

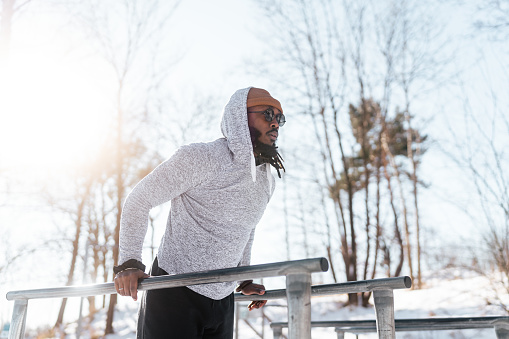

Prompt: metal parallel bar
[396,316,509,327]
[347,325,503,333]
[341,325,509,336]
[312,277,411,296]
[273,316,509,329]
[236,276,411,301]
[6,258,328,339]
[286,273,312,339]
[273,321,364,328]
[6,257,328,301]
[271,317,509,335]
[373,289,395,339]
[8,300,27,339]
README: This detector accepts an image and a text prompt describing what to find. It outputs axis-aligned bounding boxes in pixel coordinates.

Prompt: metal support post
[494,320,509,339]
[373,289,396,339]
[272,326,283,339]
[335,328,345,339]
[234,302,239,339]
[286,273,312,339]
[77,239,90,339]
[9,299,28,339]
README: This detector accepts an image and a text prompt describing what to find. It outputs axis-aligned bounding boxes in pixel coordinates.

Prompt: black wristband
[113,259,146,274]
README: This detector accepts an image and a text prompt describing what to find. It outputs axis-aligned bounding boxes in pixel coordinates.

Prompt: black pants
[137,258,234,339]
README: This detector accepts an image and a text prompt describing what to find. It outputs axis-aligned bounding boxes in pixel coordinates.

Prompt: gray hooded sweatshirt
[118,87,276,300]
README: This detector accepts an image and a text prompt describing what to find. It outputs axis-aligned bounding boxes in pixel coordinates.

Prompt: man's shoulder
[181,138,228,154]
[176,138,231,166]
[174,139,230,178]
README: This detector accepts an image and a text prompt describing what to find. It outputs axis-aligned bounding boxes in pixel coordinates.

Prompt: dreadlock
[252,140,285,178]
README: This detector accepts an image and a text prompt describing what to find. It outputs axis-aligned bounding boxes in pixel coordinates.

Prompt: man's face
[247,105,281,146]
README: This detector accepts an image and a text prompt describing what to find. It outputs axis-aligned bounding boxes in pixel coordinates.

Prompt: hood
[221,87,253,164]
[220,87,273,186]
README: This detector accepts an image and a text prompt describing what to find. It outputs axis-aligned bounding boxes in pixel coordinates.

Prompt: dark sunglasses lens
[264,108,286,126]
[277,113,286,126]
[277,114,286,126]
[263,108,274,122]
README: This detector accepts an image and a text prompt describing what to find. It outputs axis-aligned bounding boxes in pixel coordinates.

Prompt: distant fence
[5,257,328,339]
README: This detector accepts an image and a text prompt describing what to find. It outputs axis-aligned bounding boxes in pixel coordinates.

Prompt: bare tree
[448,106,509,309]
[52,175,94,330]
[443,69,509,310]
[0,230,39,284]
[253,0,442,305]
[461,0,509,310]
[372,0,445,288]
[58,0,182,333]
[474,0,509,41]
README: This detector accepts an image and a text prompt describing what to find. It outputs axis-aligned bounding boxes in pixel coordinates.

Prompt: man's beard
[249,126,285,178]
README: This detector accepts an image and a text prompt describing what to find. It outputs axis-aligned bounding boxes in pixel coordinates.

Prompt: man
[113,87,286,338]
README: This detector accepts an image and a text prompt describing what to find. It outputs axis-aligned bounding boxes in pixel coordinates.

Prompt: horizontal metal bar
[6,257,328,301]
[270,316,509,331]
[235,276,411,302]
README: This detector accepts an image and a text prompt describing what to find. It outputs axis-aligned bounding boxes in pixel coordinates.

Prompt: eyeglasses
[247,107,286,127]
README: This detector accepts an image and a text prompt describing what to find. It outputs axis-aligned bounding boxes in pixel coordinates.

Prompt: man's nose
[270,120,279,129]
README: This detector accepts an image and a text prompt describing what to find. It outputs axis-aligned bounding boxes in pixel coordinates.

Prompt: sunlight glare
[0,48,112,176]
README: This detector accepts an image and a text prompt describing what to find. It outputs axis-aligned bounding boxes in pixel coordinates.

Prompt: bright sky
[0,0,268,175]
[0,53,110,174]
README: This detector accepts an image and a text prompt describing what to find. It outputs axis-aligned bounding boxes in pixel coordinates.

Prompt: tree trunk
[384,163,404,277]
[105,90,124,333]
[54,194,88,329]
[105,81,125,333]
[363,147,383,307]
[406,113,422,288]
[380,125,413,282]
[338,137,358,305]
[372,149,382,280]
[397,164,413,283]
[88,224,100,316]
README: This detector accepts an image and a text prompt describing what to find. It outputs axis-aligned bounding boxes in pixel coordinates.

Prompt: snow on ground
[22,269,509,338]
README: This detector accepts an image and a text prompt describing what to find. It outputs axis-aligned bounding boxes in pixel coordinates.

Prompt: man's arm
[236,229,267,310]
[115,144,213,300]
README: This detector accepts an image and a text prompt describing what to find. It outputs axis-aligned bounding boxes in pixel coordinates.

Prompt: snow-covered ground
[21,269,508,338]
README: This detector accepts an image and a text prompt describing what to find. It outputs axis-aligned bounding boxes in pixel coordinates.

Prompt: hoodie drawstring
[266,163,273,192]
[250,154,257,182]
[251,155,274,192]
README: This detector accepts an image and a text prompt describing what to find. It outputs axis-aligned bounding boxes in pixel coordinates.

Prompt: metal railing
[268,276,412,339]
[269,316,509,339]
[331,316,509,338]
[272,315,509,339]
[5,257,328,339]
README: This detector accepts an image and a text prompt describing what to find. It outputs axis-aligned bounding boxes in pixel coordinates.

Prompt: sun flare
[0,48,113,176]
